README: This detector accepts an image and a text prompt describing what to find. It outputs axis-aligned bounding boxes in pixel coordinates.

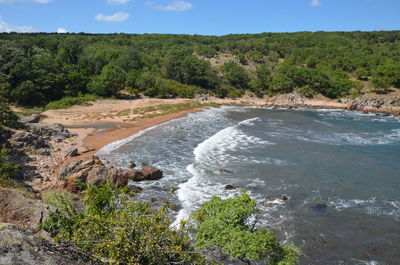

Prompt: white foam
[297,129,400,146]
[174,119,277,226]
[329,198,400,219]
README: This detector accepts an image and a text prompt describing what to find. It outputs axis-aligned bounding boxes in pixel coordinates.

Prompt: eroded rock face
[0,223,90,265]
[272,93,305,107]
[0,188,54,230]
[60,157,164,191]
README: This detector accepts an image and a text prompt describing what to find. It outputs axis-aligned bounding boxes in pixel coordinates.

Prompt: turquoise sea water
[98,107,400,265]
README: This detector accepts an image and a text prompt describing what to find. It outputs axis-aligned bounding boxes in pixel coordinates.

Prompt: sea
[97,106,400,265]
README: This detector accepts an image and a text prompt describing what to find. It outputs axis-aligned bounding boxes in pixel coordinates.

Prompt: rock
[0,223,90,265]
[279,195,289,201]
[108,171,129,188]
[129,161,137,169]
[265,202,276,207]
[219,168,233,174]
[130,185,143,193]
[140,166,163,181]
[311,203,328,212]
[0,188,55,230]
[59,160,84,180]
[64,148,78,158]
[19,114,41,124]
[224,185,237,190]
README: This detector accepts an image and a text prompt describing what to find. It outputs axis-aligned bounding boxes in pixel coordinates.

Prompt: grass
[45,94,99,110]
[0,179,36,199]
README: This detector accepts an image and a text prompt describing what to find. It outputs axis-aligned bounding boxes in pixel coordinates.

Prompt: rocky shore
[1,93,399,264]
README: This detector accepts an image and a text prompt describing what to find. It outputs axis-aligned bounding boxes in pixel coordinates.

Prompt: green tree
[193,193,300,265]
[221,61,250,90]
[88,64,126,97]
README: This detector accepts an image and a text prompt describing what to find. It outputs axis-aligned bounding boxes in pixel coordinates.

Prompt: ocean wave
[329,198,400,220]
[297,129,400,146]
[174,118,279,225]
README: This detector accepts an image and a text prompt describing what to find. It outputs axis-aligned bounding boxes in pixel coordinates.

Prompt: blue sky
[0,0,399,35]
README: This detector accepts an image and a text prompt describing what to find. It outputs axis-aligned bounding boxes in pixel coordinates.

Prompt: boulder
[0,188,54,230]
[0,223,90,265]
[224,185,237,190]
[140,166,163,181]
[108,171,129,188]
[130,185,143,193]
[19,114,41,124]
[64,148,78,158]
[129,161,137,169]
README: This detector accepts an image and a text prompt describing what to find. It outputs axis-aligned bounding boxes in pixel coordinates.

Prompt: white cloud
[0,0,53,3]
[156,0,193,12]
[95,12,130,22]
[57,27,67,33]
[106,0,130,5]
[310,0,322,7]
[0,18,36,32]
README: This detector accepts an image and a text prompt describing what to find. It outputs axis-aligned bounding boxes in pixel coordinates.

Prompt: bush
[0,100,22,128]
[40,183,209,265]
[45,94,99,110]
[0,148,21,187]
[193,193,300,265]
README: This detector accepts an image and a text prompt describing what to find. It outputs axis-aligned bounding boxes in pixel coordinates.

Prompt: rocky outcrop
[271,93,305,108]
[347,95,400,113]
[59,157,163,192]
[0,223,91,265]
[19,114,41,124]
[0,188,54,230]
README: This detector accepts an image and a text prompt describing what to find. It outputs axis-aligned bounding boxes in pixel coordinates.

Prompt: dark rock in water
[219,168,233,174]
[150,198,157,203]
[279,195,289,201]
[109,171,129,188]
[265,202,276,207]
[20,114,41,124]
[141,162,149,167]
[139,166,163,181]
[64,148,78,158]
[129,161,137,169]
[0,223,90,265]
[224,185,237,190]
[130,185,143,193]
[311,203,328,212]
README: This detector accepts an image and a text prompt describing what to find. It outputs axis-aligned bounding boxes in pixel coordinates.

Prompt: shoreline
[41,95,399,174]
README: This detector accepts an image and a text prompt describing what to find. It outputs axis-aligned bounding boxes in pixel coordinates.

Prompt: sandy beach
[42,97,267,168]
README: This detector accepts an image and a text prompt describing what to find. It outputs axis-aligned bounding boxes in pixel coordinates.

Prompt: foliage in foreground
[193,193,300,265]
[40,184,210,265]
[41,184,300,265]
[0,148,22,189]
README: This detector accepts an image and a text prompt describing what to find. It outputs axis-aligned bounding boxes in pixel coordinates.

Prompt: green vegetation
[0,100,22,128]
[1,31,400,108]
[40,184,210,264]
[193,193,300,265]
[40,184,299,264]
[0,148,22,190]
[45,94,99,110]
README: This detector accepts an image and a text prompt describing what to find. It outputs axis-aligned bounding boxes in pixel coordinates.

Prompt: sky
[0,0,399,35]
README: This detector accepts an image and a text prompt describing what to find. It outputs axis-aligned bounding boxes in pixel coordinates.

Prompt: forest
[1,31,400,108]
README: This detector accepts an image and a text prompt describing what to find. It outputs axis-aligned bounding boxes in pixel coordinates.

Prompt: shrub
[193,193,301,265]
[0,100,22,128]
[45,94,99,110]
[40,183,210,265]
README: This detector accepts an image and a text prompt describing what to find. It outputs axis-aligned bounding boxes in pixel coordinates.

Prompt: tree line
[1,31,400,107]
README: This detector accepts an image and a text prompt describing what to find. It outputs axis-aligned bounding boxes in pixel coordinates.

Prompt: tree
[193,193,300,265]
[88,64,126,97]
[221,61,250,90]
